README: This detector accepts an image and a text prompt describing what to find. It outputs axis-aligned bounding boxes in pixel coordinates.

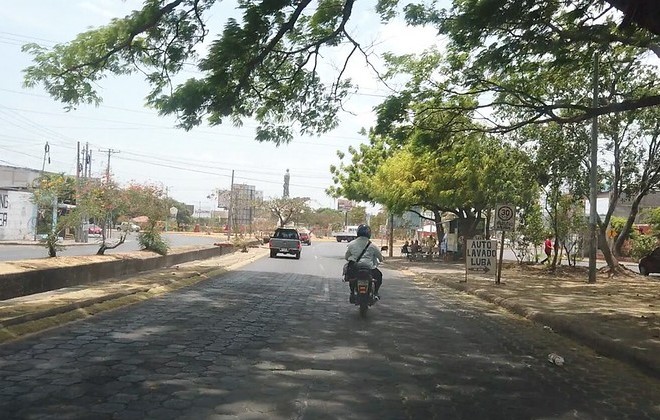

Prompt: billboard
[337,198,354,211]
[216,189,231,208]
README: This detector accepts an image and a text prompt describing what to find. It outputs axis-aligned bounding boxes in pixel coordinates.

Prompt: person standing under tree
[540,236,553,264]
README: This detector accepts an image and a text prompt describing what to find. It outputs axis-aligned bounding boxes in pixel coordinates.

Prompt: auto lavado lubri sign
[465,238,498,280]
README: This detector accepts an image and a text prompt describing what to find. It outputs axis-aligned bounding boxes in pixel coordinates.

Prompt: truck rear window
[274,230,299,239]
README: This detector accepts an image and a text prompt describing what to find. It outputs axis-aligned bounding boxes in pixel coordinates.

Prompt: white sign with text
[466,239,498,278]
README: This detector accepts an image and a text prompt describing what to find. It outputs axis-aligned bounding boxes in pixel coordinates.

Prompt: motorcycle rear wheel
[359,301,368,317]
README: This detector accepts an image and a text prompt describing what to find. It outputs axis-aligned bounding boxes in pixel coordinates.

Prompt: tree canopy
[22,1,660,144]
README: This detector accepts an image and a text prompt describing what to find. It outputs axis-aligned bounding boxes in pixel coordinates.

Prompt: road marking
[323,283,330,301]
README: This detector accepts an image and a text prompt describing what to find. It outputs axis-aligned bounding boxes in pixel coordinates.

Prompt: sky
[0,0,443,214]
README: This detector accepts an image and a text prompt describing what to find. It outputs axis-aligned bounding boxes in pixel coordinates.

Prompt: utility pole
[589,51,599,283]
[388,212,394,258]
[75,141,82,242]
[99,149,119,182]
[76,142,81,180]
[82,143,92,178]
[588,52,599,284]
[227,170,235,239]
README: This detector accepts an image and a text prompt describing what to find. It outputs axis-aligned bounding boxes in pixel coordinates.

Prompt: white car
[117,222,140,232]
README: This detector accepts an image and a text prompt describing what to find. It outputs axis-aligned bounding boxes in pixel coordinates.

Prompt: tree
[122,183,169,255]
[369,210,388,237]
[22,0,364,144]
[164,198,193,230]
[408,1,660,132]
[508,201,545,264]
[645,207,660,235]
[73,178,128,255]
[305,208,344,236]
[347,206,367,225]
[264,197,311,227]
[611,109,660,255]
[23,1,658,145]
[331,122,538,254]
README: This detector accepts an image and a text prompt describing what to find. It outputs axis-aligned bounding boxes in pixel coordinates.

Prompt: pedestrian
[401,240,409,255]
[540,236,553,264]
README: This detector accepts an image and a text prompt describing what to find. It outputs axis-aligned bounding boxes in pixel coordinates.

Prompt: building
[0,165,41,241]
[585,191,660,222]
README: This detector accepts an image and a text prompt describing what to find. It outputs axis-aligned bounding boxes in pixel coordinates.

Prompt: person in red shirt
[540,236,553,264]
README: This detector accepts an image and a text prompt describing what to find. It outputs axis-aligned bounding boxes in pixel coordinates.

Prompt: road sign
[495,204,516,231]
[466,239,498,278]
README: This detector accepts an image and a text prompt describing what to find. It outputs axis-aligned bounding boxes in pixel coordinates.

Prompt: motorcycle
[348,265,377,317]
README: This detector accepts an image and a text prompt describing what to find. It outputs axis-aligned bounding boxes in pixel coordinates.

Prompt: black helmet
[357,224,371,238]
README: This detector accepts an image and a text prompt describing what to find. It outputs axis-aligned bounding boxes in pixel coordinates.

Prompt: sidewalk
[384,257,660,379]
[0,246,270,343]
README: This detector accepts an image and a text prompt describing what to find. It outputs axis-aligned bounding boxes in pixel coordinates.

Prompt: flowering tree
[121,183,169,255]
[69,179,127,255]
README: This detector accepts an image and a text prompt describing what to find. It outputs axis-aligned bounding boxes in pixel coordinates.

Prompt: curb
[434,279,660,380]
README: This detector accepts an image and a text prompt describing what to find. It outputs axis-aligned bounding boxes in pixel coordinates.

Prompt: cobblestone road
[1,244,659,419]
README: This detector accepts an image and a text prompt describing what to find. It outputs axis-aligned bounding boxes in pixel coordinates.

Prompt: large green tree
[331,121,538,251]
[22,1,659,144]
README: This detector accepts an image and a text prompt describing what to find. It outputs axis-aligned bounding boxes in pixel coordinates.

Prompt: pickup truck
[332,225,359,242]
[268,228,302,259]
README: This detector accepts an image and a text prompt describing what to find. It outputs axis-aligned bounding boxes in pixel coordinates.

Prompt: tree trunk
[598,228,621,272]
[484,210,491,238]
[433,209,444,246]
[96,234,126,255]
[613,193,644,256]
[605,0,660,36]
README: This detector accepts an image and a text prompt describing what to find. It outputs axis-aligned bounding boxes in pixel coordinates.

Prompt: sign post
[465,237,498,281]
[494,204,516,285]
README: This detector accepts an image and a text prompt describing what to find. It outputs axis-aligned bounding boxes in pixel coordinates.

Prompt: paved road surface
[0,242,658,419]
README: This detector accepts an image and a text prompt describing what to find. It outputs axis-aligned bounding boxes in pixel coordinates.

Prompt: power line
[114,155,329,190]
[0,102,367,145]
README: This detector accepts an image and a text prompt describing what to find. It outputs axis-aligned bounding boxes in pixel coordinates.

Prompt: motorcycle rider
[345,224,384,302]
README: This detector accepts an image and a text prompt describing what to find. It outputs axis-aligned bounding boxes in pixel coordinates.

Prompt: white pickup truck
[332,225,359,242]
[268,228,302,259]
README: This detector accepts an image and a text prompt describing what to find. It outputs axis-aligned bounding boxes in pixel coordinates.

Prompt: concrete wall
[0,190,37,241]
[0,245,237,301]
[0,165,41,190]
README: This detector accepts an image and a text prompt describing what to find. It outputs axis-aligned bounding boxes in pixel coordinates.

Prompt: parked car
[117,222,140,232]
[639,247,660,276]
[88,224,102,235]
[299,231,311,245]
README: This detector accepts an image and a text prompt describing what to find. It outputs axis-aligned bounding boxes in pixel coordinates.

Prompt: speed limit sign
[495,204,515,231]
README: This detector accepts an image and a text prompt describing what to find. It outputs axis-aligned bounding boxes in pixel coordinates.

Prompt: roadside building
[0,165,40,241]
